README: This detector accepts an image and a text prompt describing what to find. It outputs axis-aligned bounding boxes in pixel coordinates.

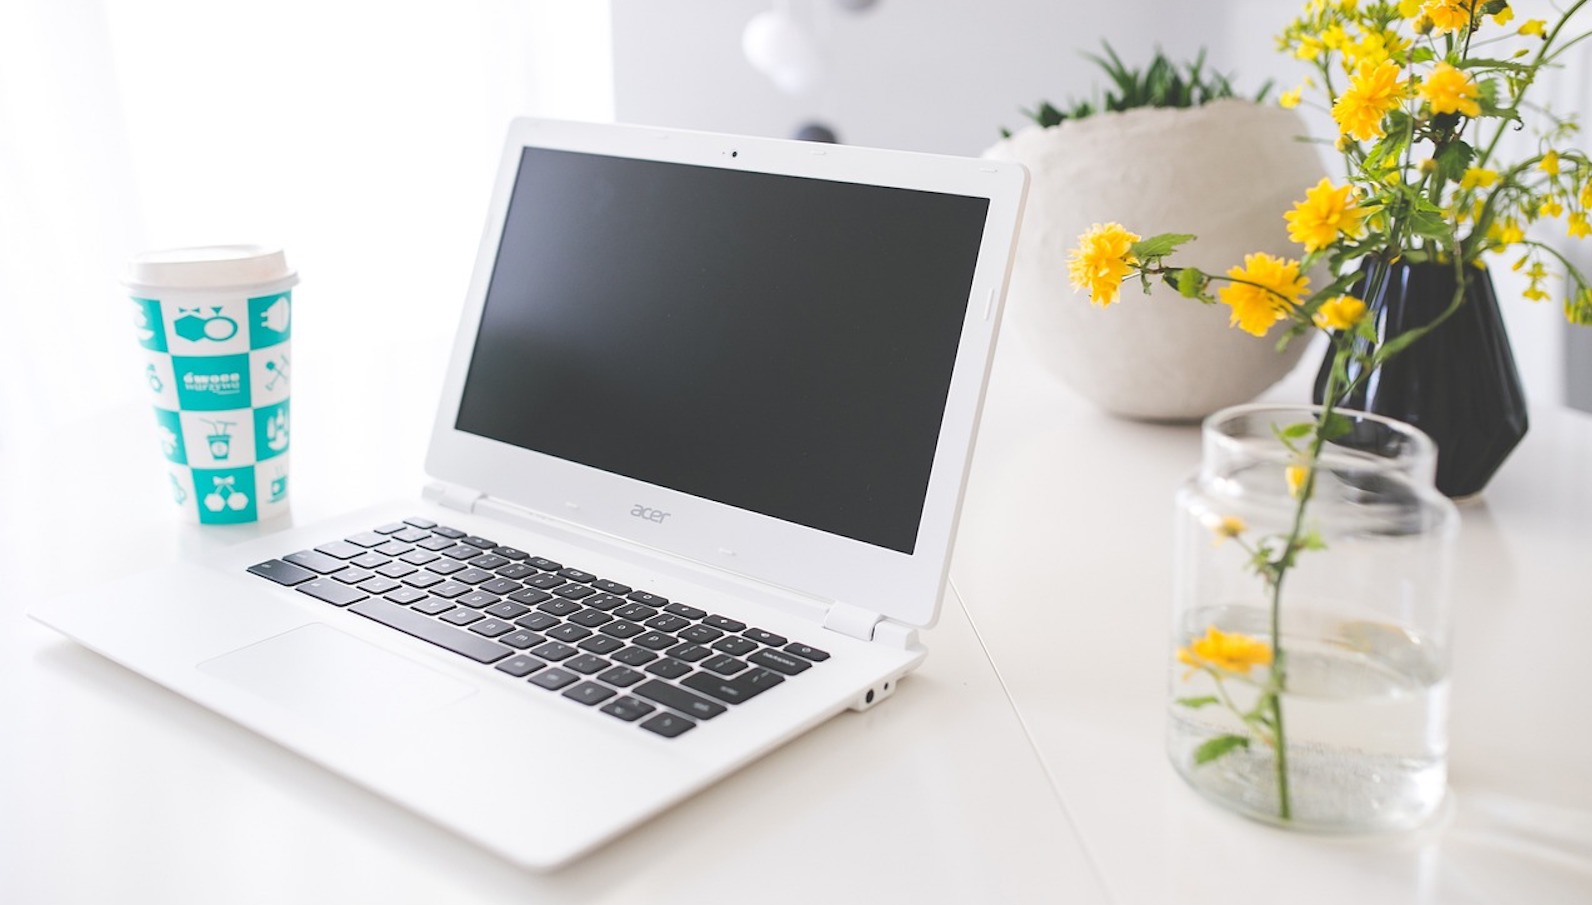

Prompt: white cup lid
[126,244,296,290]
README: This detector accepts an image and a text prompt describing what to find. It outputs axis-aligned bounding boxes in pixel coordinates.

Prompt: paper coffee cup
[125,245,298,524]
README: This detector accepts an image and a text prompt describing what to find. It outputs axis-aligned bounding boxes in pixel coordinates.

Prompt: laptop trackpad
[198,624,476,731]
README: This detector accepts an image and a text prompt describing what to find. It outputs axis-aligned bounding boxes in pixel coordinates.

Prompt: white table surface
[950,330,1592,905]
[5,306,1589,903]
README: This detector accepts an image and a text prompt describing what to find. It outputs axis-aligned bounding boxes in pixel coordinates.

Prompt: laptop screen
[453,147,990,556]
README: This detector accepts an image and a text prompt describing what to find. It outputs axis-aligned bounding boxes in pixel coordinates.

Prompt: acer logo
[631,505,670,523]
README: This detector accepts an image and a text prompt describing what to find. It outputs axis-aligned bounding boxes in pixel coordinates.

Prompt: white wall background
[612,0,1591,409]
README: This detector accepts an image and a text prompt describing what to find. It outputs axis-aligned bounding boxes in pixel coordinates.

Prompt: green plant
[1001,43,1272,137]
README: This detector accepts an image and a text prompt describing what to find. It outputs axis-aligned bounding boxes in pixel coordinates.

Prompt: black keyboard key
[349,599,511,664]
[529,668,578,690]
[537,599,582,617]
[569,608,614,628]
[558,568,597,583]
[346,531,386,548]
[430,581,471,599]
[634,680,726,720]
[479,578,521,595]
[546,623,592,643]
[599,620,644,639]
[284,550,347,575]
[391,528,431,544]
[404,571,445,589]
[643,658,692,680]
[350,552,390,570]
[333,568,375,585]
[500,629,541,649]
[645,613,692,633]
[665,642,711,662]
[711,636,757,657]
[632,631,675,651]
[627,591,668,606]
[600,696,655,722]
[457,591,499,609]
[565,654,610,675]
[563,682,616,706]
[554,583,596,600]
[593,579,632,595]
[431,525,466,539]
[497,563,538,580]
[314,540,365,560]
[248,559,315,586]
[598,666,645,688]
[526,557,562,571]
[402,517,438,530]
[417,536,455,551]
[375,522,408,534]
[507,587,553,606]
[470,618,515,638]
[468,553,510,571]
[678,624,723,644]
[440,544,481,561]
[453,568,494,585]
[584,593,626,611]
[427,559,466,576]
[359,577,402,595]
[399,550,439,566]
[462,535,497,549]
[701,654,748,676]
[664,602,706,619]
[578,634,626,655]
[374,540,413,557]
[485,601,532,620]
[749,648,811,675]
[743,628,787,646]
[615,603,656,621]
[703,615,746,632]
[683,667,785,705]
[410,598,452,616]
[441,608,482,626]
[491,546,529,561]
[374,562,416,579]
[526,574,565,590]
[640,712,696,738]
[611,646,658,667]
[495,655,546,678]
[529,640,577,661]
[385,587,428,605]
[514,612,560,632]
[296,578,366,607]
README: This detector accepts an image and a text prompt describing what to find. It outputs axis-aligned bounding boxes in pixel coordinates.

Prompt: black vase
[1312,258,1528,498]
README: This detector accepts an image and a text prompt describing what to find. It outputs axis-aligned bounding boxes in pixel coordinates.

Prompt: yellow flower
[1211,515,1247,542]
[1520,18,1547,36]
[1490,218,1526,246]
[1420,62,1481,117]
[1423,0,1479,33]
[1177,626,1274,676]
[1523,260,1551,301]
[1220,253,1310,336]
[1399,0,1423,17]
[1313,294,1368,331]
[1570,212,1590,239]
[1332,60,1405,142]
[1492,3,1514,26]
[1541,150,1561,176]
[1280,86,1304,109]
[1541,197,1564,218]
[1460,167,1498,190]
[1067,223,1141,307]
[1286,178,1369,252]
[1285,464,1311,498]
[1296,35,1326,61]
[1581,182,1592,209]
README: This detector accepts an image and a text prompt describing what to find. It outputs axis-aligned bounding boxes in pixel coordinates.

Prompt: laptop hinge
[431,483,485,514]
[823,601,882,643]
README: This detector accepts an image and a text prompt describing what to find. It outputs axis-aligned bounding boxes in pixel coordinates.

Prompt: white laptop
[32,117,1028,870]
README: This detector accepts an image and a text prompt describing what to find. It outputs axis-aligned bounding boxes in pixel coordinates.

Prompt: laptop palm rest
[198,624,475,731]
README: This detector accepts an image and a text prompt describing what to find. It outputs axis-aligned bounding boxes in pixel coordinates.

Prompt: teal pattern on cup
[125,246,297,524]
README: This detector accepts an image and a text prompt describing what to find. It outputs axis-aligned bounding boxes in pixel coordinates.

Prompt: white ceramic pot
[985,99,1327,421]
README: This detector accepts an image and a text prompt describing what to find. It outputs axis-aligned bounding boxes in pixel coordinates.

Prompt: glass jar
[1169,404,1459,833]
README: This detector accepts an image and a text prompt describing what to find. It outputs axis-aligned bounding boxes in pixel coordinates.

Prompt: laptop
[32,118,1028,870]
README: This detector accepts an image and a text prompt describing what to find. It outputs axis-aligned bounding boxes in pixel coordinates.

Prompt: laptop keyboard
[246,518,829,738]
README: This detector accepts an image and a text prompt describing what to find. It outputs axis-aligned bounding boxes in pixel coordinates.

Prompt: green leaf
[1175,266,1206,298]
[1193,734,1251,765]
[1279,421,1314,440]
[1131,233,1198,260]
[1319,412,1353,441]
[1434,140,1475,185]
[1176,695,1221,709]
